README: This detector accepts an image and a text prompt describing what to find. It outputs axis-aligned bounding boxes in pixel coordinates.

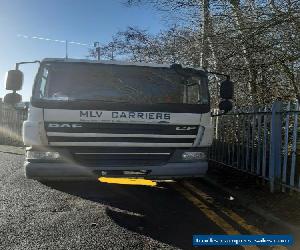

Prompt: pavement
[0,146,298,250]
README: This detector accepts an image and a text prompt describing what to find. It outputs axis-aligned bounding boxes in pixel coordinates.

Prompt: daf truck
[4,58,233,181]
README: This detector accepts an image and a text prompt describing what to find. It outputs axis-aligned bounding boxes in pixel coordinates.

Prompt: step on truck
[4,58,233,181]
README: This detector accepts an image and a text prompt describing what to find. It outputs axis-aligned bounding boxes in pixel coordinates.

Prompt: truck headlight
[26,151,61,160]
[182,151,206,161]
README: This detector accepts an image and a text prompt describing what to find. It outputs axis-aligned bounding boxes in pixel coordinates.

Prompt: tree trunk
[229,0,259,103]
[199,0,210,69]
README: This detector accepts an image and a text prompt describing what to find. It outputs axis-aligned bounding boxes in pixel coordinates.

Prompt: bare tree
[89,0,300,105]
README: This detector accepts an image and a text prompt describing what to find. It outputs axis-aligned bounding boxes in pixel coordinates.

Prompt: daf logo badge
[176,126,197,131]
[48,123,82,128]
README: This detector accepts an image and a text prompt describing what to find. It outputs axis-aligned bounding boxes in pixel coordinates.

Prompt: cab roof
[42,58,172,69]
[41,58,206,72]
[40,58,208,79]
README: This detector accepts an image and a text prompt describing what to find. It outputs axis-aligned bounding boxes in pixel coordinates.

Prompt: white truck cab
[4,58,233,181]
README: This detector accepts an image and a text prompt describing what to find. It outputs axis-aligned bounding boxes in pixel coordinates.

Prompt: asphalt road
[0,149,295,250]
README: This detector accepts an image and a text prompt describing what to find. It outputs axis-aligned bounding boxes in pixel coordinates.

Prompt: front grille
[45,122,199,135]
[70,147,173,167]
[73,154,170,166]
[45,122,198,147]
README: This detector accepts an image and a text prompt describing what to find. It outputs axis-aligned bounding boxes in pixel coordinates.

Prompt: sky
[0,0,164,101]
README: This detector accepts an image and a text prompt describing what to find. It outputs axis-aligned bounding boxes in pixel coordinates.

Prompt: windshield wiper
[155,100,205,105]
[71,98,130,103]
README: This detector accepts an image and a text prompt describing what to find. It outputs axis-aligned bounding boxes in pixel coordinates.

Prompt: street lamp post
[94,42,100,61]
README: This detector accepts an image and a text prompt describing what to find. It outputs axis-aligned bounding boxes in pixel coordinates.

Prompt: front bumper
[24,161,208,181]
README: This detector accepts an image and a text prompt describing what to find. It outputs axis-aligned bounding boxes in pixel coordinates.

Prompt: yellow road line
[182,181,288,250]
[171,183,259,250]
[183,181,264,234]
[98,177,156,186]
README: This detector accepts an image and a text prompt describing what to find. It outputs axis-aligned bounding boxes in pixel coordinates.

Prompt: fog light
[26,151,61,160]
[182,151,206,161]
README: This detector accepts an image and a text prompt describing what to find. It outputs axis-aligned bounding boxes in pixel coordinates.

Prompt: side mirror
[219,99,232,113]
[5,70,23,91]
[4,92,22,105]
[14,102,28,110]
[220,79,234,99]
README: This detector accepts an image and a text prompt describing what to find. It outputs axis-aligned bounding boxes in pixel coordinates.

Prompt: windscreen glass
[34,62,209,105]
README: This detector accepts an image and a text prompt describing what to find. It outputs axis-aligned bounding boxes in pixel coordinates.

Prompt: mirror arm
[16,60,40,70]
[207,71,230,80]
[211,110,231,117]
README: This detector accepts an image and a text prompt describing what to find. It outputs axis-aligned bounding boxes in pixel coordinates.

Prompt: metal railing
[209,101,300,192]
[0,102,27,146]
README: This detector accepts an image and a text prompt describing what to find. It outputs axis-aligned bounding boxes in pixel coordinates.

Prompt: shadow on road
[43,181,228,250]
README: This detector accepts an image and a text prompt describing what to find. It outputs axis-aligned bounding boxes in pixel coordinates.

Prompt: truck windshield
[34,62,209,105]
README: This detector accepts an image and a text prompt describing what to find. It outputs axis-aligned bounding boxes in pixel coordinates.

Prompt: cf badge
[176,126,197,131]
